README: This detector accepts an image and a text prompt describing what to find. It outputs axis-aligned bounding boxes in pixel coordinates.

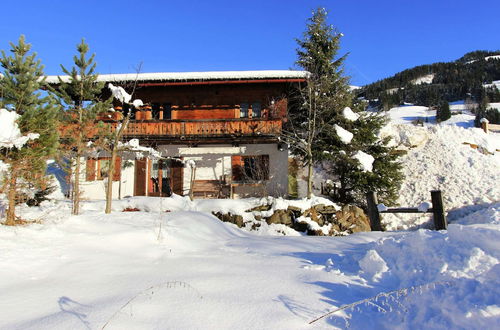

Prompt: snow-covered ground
[0,197,499,329]
[0,103,499,329]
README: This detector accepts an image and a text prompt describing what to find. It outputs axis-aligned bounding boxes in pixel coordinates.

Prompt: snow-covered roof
[45,70,309,84]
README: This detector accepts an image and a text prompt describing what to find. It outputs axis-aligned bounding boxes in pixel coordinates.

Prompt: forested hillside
[359,50,500,111]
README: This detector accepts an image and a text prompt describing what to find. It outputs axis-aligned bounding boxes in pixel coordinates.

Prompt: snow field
[0,200,498,329]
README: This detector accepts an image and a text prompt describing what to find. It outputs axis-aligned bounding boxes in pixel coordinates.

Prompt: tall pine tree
[55,39,111,215]
[289,8,403,206]
[285,8,352,198]
[0,36,59,225]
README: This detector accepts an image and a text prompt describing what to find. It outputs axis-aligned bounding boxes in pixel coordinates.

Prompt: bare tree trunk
[307,157,313,199]
[72,154,81,215]
[5,174,17,225]
[105,147,117,214]
[189,166,196,201]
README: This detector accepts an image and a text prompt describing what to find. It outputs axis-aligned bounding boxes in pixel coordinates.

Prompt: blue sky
[1,0,499,86]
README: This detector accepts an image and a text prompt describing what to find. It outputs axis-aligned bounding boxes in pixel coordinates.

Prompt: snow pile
[381,123,500,230]
[324,225,500,328]
[342,106,359,121]
[0,108,39,149]
[358,249,388,281]
[334,124,353,144]
[352,150,374,172]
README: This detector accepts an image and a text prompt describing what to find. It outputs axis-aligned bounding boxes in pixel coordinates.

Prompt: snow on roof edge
[45,70,309,84]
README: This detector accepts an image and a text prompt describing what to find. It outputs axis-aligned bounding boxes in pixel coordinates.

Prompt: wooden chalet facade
[47,70,308,199]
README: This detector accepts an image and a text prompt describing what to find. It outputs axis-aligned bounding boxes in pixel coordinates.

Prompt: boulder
[266,209,292,226]
[334,205,371,233]
[212,212,244,228]
[313,204,337,214]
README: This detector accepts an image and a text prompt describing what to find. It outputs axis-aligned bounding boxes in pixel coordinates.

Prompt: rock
[246,204,271,212]
[266,209,292,225]
[314,204,337,214]
[212,212,244,228]
[334,205,371,233]
[287,205,302,213]
[304,208,324,226]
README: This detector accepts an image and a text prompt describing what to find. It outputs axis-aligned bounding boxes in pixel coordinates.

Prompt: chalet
[46,70,308,199]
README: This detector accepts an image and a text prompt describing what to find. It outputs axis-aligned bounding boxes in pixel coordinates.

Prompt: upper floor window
[163,103,172,120]
[240,103,249,118]
[252,102,261,118]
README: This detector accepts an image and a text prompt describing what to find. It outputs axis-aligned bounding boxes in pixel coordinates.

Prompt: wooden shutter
[232,155,244,181]
[113,157,121,181]
[171,158,184,195]
[86,158,97,181]
[134,159,147,196]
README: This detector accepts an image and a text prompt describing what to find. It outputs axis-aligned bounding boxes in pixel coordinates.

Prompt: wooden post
[481,120,489,133]
[366,191,383,231]
[431,190,447,230]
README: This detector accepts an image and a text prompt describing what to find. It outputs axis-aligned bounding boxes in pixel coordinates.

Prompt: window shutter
[231,155,244,181]
[113,157,121,181]
[86,158,97,181]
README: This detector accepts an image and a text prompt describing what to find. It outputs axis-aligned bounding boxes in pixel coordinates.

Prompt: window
[251,102,261,118]
[240,103,249,118]
[232,155,269,182]
[163,103,172,120]
[86,157,121,181]
[152,103,161,120]
[98,158,110,180]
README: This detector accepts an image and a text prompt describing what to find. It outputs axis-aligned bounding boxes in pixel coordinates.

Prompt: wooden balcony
[109,119,282,139]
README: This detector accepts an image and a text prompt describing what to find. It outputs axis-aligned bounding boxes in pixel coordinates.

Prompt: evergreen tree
[285,7,351,198]
[289,8,403,206]
[0,36,59,225]
[436,99,451,122]
[55,39,111,215]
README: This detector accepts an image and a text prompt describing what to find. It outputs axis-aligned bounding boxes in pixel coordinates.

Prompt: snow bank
[381,122,500,230]
[325,224,500,329]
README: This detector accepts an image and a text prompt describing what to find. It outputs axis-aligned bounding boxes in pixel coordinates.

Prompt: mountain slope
[360,50,500,110]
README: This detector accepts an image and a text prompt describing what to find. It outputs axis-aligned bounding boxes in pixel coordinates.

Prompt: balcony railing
[109,119,282,138]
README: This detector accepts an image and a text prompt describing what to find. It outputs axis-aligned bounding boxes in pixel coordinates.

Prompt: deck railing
[112,119,283,137]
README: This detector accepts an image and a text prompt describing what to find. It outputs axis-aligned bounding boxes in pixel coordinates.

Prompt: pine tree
[285,8,351,198]
[0,35,59,225]
[436,99,451,122]
[289,8,403,206]
[55,39,111,215]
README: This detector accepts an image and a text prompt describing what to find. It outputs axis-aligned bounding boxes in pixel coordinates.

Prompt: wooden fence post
[366,191,383,231]
[431,190,447,230]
